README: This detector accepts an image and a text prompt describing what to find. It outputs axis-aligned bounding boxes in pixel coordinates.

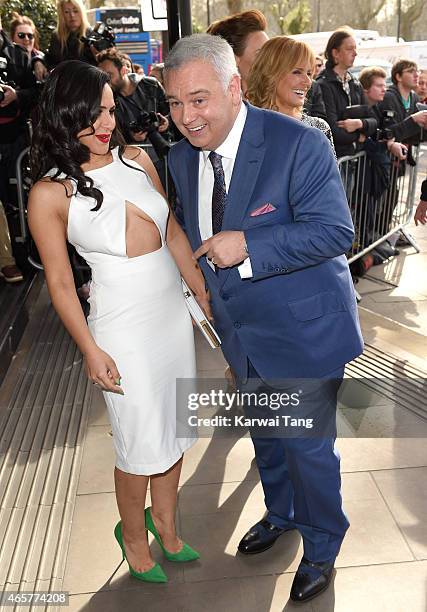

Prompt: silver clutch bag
[182,279,221,349]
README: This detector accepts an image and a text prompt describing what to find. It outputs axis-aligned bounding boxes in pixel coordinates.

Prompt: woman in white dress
[28,60,209,583]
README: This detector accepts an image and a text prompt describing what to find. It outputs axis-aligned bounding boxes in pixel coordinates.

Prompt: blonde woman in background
[246,36,336,157]
[45,0,96,69]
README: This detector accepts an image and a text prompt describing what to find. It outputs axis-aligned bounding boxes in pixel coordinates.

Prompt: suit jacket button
[234,321,241,329]
[222,293,229,301]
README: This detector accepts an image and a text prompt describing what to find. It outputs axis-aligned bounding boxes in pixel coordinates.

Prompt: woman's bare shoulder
[28,177,74,224]
[30,176,74,203]
[122,145,151,168]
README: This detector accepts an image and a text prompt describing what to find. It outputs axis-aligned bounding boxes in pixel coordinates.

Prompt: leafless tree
[352,0,387,29]
[226,0,243,14]
[400,0,425,41]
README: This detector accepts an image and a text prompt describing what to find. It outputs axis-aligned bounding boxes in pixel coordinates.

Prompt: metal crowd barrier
[338,146,420,265]
[16,140,419,274]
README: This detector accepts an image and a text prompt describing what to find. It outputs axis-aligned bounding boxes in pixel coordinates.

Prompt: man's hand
[193,231,247,268]
[411,110,427,128]
[0,85,17,108]
[414,200,427,226]
[89,44,99,60]
[337,118,363,133]
[157,113,169,133]
[132,130,148,142]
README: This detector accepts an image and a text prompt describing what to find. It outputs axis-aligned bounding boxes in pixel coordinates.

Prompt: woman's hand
[85,346,124,394]
[195,290,213,322]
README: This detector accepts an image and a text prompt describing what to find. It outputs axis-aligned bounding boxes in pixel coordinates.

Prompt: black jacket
[115,76,170,144]
[45,30,97,69]
[304,80,327,122]
[0,31,38,143]
[376,84,422,145]
[316,66,377,157]
[421,178,427,201]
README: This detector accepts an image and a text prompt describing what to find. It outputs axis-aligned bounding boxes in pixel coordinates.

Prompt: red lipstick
[96,134,111,143]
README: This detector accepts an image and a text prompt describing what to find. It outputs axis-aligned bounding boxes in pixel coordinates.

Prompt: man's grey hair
[164,33,239,91]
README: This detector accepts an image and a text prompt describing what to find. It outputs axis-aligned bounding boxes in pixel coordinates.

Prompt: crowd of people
[1,6,426,285]
[0,3,425,606]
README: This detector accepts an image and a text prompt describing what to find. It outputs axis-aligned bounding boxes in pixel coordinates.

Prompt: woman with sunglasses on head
[9,12,48,82]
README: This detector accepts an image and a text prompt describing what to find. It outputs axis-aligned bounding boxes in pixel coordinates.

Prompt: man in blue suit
[164,34,363,603]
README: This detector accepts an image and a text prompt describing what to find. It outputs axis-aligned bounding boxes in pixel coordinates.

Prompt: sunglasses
[17,32,34,40]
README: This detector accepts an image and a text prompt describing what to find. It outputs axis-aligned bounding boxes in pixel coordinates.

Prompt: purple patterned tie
[209,151,227,235]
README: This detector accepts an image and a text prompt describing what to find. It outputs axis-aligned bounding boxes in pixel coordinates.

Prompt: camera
[0,56,15,103]
[342,104,371,121]
[342,105,397,141]
[376,109,396,140]
[81,22,115,53]
[128,110,171,159]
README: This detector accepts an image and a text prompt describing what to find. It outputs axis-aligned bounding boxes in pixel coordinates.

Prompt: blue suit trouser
[244,362,349,564]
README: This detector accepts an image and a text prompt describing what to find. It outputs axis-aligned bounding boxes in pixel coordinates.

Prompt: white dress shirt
[198,103,252,278]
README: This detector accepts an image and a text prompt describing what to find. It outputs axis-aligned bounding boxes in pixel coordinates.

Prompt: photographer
[97,47,171,151]
[359,67,408,160]
[348,67,408,259]
[0,15,38,281]
[376,59,427,145]
[317,29,377,159]
[44,0,96,69]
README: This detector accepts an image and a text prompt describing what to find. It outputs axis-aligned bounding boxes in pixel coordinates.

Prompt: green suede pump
[114,521,168,582]
[145,507,200,562]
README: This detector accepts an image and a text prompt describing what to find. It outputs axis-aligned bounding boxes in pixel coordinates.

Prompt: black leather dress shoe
[290,557,334,602]
[238,519,290,555]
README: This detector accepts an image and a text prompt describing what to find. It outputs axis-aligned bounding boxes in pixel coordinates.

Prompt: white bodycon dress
[59,147,197,475]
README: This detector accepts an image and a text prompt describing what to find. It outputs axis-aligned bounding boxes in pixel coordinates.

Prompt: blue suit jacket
[168,103,364,379]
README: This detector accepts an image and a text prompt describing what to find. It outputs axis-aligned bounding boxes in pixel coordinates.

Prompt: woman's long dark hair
[31,60,124,210]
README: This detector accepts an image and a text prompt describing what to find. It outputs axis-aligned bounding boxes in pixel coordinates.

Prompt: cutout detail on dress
[125,200,162,258]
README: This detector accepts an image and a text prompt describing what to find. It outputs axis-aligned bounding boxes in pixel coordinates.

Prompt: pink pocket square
[250,203,277,217]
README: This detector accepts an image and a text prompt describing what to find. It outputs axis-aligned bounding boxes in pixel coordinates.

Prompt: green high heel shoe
[114,521,168,582]
[145,507,200,562]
